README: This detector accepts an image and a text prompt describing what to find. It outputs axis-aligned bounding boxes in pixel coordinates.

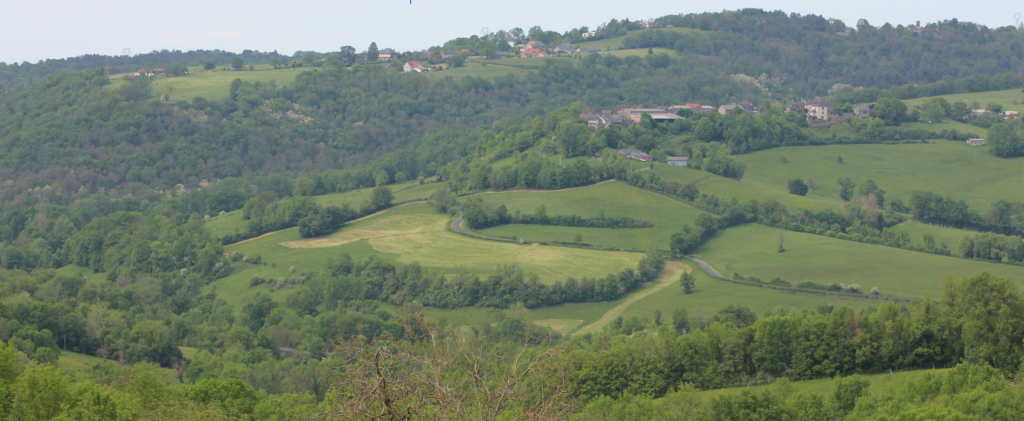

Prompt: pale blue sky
[1,0,1019,63]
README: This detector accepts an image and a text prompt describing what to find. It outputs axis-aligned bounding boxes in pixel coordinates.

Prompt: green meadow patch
[649,164,843,211]
[211,202,643,309]
[107,68,304,102]
[735,142,1024,210]
[473,181,707,250]
[574,27,707,50]
[902,88,1024,114]
[699,224,1023,298]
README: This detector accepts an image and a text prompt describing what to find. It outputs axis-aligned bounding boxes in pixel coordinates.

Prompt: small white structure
[967,138,986,147]
[667,155,691,167]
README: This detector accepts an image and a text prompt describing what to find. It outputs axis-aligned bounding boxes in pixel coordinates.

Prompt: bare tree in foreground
[322,304,578,420]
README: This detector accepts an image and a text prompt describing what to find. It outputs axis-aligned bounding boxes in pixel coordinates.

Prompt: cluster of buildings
[613,148,691,166]
[786,97,871,124]
[504,38,577,57]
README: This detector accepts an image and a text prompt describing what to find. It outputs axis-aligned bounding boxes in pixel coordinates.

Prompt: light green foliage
[57,381,140,421]
[941,272,1024,375]
[186,378,262,418]
[699,224,1022,298]
[13,364,69,421]
[734,143,1024,210]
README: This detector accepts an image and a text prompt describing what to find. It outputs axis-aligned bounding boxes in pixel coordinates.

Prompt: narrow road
[573,261,687,336]
[688,257,722,278]
[451,208,508,241]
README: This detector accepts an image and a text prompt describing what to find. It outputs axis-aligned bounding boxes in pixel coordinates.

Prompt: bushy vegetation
[461,199,652,230]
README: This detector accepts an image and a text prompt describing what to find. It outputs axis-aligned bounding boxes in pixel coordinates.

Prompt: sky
[1,0,1021,64]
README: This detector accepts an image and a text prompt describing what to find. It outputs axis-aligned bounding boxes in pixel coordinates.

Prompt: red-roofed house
[522,48,549,58]
[403,61,425,73]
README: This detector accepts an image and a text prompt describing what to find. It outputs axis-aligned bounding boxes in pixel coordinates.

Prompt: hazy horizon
[2,0,1021,64]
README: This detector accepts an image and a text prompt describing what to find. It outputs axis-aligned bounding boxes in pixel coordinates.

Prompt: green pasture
[59,350,180,384]
[205,181,441,239]
[473,181,707,250]
[596,48,679,58]
[617,269,877,324]
[894,221,983,251]
[698,368,947,398]
[901,88,1024,113]
[735,143,1024,210]
[212,202,643,309]
[574,27,706,50]
[649,164,843,211]
[699,224,1023,298]
[53,264,94,277]
[899,120,985,137]
[107,68,304,102]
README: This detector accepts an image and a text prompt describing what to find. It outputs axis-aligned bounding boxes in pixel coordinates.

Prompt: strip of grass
[699,224,1023,298]
[574,27,707,50]
[106,68,304,102]
[473,181,707,250]
[734,142,1024,210]
[902,88,1024,113]
[205,181,441,239]
[698,368,947,397]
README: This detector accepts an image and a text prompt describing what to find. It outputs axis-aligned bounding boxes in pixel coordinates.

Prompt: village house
[855,105,871,118]
[581,31,598,38]
[967,138,986,147]
[522,48,548,58]
[788,100,806,113]
[718,103,756,115]
[556,42,573,53]
[805,97,829,120]
[525,40,547,49]
[505,37,519,47]
[617,149,651,162]
[667,152,691,167]
[403,61,426,73]
[378,48,398,60]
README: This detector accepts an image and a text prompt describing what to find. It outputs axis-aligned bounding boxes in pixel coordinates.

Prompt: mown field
[648,164,844,211]
[735,142,1024,210]
[574,27,707,50]
[428,259,883,336]
[107,67,304,102]
[473,181,707,251]
[699,224,1023,298]
[211,202,644,308]
[902,88,1024,112]
[205,181,442,239]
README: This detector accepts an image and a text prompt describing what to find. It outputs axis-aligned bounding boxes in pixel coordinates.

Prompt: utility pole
[122,48,131,75]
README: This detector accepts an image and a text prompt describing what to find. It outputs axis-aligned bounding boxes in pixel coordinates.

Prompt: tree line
[460,199,653,230]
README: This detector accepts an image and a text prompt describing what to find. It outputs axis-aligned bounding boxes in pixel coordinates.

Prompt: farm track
[573,261,687,336]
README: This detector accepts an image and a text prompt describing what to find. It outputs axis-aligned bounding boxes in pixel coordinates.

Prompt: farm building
[617,149,652,162]
[667,154,690,167]
[967,138,986,147]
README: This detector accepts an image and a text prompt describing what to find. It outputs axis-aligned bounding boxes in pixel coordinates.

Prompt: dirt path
[574,261,687,336]
[688,257,722,278]
[224,201,424,248]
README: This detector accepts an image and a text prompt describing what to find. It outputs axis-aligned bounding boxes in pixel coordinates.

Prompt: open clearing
[735,142,1024,210]
[699,368,947,398]
[649,164,843,211]
[474,181,707,250]
[211,202,643,308]
[107,68,304,102]
[205,181,441,239]
[902,88,1024,113]
[699,224,1023,298]
[574,27,707,50]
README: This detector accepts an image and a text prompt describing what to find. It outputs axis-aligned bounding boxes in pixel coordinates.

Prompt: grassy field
[574,27,707,50]
[902,88,1024,113]
[649,164,844,211]
[205,181,442,239]
[894,221,984,251]
[212,202,643,308]
[698,368,947,397]
[428,259,883,335]
[107,68,304,102]
[473,181,707,251]
[899,120,985,137]
[735,142,1024,210]
[699,224,1023,298]
[59,350,180,383]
